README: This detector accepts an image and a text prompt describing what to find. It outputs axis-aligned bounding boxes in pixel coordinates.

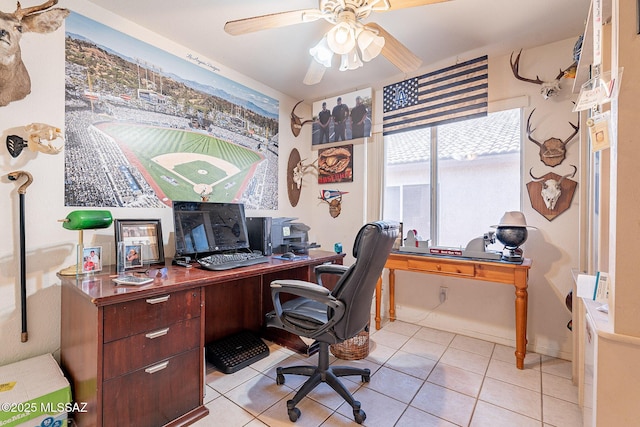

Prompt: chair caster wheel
[288,407,301,422]
[276,367,285,385]
[361,374,370,382]
[353,409,366,424]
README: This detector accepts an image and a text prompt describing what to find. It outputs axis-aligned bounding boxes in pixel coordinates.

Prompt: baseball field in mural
[64,12,279,209]
[95,123,263,203]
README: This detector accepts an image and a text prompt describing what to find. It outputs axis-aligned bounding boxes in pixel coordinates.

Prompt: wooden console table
[375,252,532,369]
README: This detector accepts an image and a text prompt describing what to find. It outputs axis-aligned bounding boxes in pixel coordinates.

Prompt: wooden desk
[60,251,343,427]
[375,252,531,369]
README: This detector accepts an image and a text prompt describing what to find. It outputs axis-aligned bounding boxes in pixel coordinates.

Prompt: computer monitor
[172,201,250,258]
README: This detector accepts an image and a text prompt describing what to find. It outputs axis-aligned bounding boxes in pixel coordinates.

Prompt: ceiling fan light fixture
[326,21,357,55]
[357,28,385,62]
[309,36,334,67]
[339,48,363,71]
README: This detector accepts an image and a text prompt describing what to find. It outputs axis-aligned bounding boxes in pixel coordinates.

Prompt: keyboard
[197,252,270,271]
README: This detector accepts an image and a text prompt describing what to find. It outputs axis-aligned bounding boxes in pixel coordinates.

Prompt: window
[383,108,521,247]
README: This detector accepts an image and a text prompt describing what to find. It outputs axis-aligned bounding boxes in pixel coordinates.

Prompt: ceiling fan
[224,0,451,85]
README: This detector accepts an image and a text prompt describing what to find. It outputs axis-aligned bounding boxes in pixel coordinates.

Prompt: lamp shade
[327,21,356,55]
[62,210,113,230]
[339,48,363,71]
[309,36,333,67]
[357,28,385,62]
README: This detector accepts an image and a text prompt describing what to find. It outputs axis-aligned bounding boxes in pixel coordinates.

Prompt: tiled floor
[192,320,582,427]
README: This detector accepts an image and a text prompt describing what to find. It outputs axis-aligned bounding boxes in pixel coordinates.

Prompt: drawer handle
[146,295,170,305]
[145,361,169,374]
[145,328,170,339]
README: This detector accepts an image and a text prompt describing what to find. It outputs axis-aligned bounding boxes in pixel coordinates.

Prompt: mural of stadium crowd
[64,12,279,209]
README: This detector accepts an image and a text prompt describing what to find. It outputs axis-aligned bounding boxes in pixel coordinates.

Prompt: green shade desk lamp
[59,210,113,276]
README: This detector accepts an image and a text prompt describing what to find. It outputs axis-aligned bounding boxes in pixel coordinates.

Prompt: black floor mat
[206,331,270,374]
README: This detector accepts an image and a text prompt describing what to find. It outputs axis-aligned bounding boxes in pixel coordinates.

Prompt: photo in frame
[124,244,143,269]
[311,88,372,148]
[82,246,103,273]
[115,219,165,267]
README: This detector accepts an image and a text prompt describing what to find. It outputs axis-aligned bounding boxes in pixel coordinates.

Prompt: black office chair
[266,221,399,424]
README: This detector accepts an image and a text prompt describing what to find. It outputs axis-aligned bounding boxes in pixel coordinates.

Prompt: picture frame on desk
[124,244,143,269]
[82,246,103,273]
[114,219,165,268]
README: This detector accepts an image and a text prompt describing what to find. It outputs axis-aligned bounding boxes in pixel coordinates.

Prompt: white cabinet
[579,298,640,426]
[582,303,595,427]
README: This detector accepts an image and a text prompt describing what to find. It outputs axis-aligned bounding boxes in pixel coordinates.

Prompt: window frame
[382,105,524,247]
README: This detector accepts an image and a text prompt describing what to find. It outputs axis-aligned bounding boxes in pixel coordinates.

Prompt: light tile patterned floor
[192,320,582,427]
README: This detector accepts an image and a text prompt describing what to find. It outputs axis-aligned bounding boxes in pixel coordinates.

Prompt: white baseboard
[381,304,573,361]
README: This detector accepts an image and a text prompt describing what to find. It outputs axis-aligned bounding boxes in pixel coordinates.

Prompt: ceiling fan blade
[225,9,322,35]
[383,0,451,11]
[366,23,422,73]
[303,60,327,85]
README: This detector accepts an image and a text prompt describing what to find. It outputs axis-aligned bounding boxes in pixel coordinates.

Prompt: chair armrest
[269,279,345,338]
[315,263,349,288]
[271,279,331,297]
[314,263,349,276]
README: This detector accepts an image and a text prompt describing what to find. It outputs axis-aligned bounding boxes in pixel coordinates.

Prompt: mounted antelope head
[290,100,313,137]
[0,0,69,107]
[527,109,579,167]
[510,50,574,99]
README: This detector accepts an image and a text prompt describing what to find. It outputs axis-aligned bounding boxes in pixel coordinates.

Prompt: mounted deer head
[290,100,313,137]
[510,50,574,100]
[527,109,579,167]
[0,0,69,107]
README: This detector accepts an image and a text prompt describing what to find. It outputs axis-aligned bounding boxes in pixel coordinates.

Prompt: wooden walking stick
[7,170,33,342]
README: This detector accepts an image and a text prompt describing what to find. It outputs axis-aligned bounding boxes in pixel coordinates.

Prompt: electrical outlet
[439,286,448,303]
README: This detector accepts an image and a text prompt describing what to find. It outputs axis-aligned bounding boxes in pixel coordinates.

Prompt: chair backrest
[330,221,398,341]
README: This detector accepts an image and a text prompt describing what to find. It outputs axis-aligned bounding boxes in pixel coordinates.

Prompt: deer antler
[510,50,544,85]
[563,113,580,146]
[14,0,58,19]
[290,100,314,137]
[526,109,542,147]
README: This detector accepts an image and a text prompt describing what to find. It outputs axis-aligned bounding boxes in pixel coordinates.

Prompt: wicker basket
[330,328,370,360]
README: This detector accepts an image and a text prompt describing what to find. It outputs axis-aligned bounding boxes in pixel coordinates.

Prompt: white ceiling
[84,0,591,101]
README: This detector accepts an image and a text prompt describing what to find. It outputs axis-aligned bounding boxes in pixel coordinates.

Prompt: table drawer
[103,288,201,342]
[103,317,200,380]
[102,348,201,427]
[406,258,475,276]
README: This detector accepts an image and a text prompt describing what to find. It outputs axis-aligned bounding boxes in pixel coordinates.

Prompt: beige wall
[373,38,582,360]
[0,0,586,366]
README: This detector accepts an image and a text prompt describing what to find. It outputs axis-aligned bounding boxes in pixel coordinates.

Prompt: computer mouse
[282,252,296,259]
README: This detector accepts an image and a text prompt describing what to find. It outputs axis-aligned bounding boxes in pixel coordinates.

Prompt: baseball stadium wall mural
[64,12,279,209]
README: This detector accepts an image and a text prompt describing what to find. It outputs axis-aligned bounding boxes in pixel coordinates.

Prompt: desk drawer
[103,288,201,342]
[102,348,200,427]
[406,258,475,276]
[103,317,200,380]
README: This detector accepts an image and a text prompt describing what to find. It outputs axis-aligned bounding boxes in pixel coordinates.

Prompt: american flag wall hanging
[383,55,488,135]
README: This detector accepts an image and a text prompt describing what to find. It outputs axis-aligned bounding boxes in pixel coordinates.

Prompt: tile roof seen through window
[386,109,521,164]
